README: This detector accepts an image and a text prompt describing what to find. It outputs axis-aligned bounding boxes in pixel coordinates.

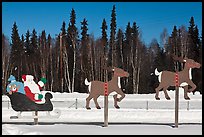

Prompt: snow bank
[2,90,202,110]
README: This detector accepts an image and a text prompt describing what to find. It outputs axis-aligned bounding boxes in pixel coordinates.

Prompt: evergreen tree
[193,25,200,62]
[59,22,66,80]
[188,17,195,36]
[187,16,198,60]
[101,18,108,81]
[80,18,90,92]
[109,5,117,67]
[25,30,31,54]
[140,45,154,94]
[61,21,66,36]
[116,28,125,90]
[81,19,89,43]
[171,26,179,55]
[20,34,27,74]
[30,29,40,78]
[39,30,47,82]
[81,18,89,76]
[124,22,132,54]
[47,34,53,91]
[132,21,139,64]
[116,28,124,68]
[131,22,142,94]
[67,8,77,41]
[169,26,181,71]
[30,29,38,56]
[124,22,133,93]
[187,17,202,91]
[24,30,31,73]
[101,19,108,56]
[67,8,78,93]
[10,22,23,79]
[187,17,202,93]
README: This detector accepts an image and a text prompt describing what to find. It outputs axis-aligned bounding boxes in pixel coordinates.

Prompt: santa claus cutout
[22,75,46,103]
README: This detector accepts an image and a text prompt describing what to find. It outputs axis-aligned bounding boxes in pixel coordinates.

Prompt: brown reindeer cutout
[85,67,129,109]
[154,55,201,100]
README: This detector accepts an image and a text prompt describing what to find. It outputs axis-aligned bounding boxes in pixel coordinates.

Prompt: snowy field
[2,89,202,135]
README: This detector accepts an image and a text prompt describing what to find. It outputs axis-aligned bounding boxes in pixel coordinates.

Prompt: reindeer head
[172,55,201,69]
[183,57,201,69]
[113,67,129,77]
[102,66,129,77]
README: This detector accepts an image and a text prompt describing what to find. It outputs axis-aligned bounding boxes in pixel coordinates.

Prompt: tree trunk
[63,46,71,93]
[132,67,137,94]
[136,59,141,94]
[72,42,76,93]
[119,39,124,68]
[60,35,63,92]
[50,46,53,91]
[90,45,95,81]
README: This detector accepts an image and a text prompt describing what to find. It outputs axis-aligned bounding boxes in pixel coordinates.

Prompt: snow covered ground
[2,123,202,135]
[2,90,202,135]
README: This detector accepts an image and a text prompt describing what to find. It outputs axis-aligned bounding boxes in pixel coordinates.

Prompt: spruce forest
[2,5,202,94]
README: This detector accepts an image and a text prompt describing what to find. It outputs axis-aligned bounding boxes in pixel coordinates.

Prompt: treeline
[2,5,202,94]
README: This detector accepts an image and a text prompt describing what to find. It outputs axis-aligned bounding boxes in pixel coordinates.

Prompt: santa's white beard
[24,81,41,94]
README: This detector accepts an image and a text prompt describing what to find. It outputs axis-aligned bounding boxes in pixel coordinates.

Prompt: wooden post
[75,98,78,109]
[34,111,38,125]
[146,100,148,110]
[187,101,190,111]
[104,82,108,127]
[175,72,179,128]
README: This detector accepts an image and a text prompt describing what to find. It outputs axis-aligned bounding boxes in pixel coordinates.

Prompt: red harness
[104,82,108,96]
[175,72,179,87]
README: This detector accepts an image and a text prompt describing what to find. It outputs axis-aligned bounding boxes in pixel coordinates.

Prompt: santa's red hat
[22,75,34,82]
[22,75,26,81]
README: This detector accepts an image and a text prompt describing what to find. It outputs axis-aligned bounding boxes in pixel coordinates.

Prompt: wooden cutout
[155,55,201,100]
[85,67,129,109]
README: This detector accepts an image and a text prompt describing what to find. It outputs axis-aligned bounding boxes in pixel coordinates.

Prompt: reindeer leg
[183,85,190,100]
[187,80,197,93]
[155,84,163,100]
[86,95,93,110]
[116,88,125,102]
[93,96,101,109]
[113,94,120,109]
[163,87,170,100]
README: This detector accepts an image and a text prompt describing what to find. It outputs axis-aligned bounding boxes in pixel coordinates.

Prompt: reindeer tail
[85,78,91,93]
[85,78,90,86]
[155,68,160,76]
[155,68,162,82]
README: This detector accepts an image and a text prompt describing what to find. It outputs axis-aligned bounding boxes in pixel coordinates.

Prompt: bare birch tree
[2,34,11,94]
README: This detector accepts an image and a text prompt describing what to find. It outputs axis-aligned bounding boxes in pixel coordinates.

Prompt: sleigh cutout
[7,92,53,111]
[6,92,61,119]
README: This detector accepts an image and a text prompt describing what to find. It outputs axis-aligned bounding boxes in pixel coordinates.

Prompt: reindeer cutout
[85,67,129,109]
[155,55,201,100]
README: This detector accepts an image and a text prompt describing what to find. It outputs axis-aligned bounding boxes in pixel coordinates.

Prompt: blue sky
[2,2,202,45]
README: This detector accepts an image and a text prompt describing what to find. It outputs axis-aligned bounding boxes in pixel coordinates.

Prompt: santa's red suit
[22,75,45,102]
